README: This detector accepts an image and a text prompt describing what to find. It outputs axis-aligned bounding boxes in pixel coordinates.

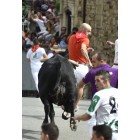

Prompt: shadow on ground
[22,129,40,140]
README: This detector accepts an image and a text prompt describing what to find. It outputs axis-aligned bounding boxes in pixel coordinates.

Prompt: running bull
[38,54,78,131]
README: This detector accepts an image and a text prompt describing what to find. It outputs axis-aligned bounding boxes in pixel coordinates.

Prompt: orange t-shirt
[68,32,89,64]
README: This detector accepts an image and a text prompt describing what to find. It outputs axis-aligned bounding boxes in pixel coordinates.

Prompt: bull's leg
[49,102,55,124]
[69,100,77,131]
[65,93,77,131]
[40,97,50,123]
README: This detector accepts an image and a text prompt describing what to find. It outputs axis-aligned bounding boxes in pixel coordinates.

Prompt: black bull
[38,54,77,131]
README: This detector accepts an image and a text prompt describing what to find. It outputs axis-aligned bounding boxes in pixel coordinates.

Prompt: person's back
[68,33,89,64]
[26,38,48,93]
[27,46,46,72]
[88,87,118,130]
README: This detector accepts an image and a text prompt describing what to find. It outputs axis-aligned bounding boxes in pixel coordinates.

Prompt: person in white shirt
[73,69,118,140]
[106,39,118,69]
[26,38,48,94]
[29,11,49,38]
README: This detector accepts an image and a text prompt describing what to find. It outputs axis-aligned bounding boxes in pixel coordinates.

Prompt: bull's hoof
[70,123,77,131]
[62,111,70,120]
[70,119,77,131]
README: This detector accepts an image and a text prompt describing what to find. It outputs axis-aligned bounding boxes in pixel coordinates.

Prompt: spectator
[59,35,68,49]
[75,52,118,137]
[29,11,49,39]
[49,36,59,49]
[23,32,36,51]
[33,0,49,14]
[26,38,48,96]
[40,123,59,140]
[91,124,112,140]
[57,26,67,43]
[70,27,79,36]
[106,39,118,69]
[73,69,118,140]
[67,27,78,41]
[54,16,60,37]
[45,12,55,34]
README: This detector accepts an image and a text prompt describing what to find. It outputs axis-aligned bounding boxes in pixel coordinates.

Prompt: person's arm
[73,94,102,122]
[73,113,91,122]
[87,47,94,52]
[81,43,92,67]
[106,41,115,47]
[75,80,85,108]
[86,95,102,117]
[40,53,48,62]
[29,10,37,23]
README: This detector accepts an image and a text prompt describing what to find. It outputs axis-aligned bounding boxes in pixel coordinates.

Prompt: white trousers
[31,71,39,92]
[112,132,118,140]
[87,114,96,138]
[74,64,89,84]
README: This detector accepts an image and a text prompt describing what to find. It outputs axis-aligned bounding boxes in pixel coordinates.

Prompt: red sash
[31,45,40,52]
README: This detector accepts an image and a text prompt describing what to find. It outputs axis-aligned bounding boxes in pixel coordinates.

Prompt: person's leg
[74,64,89,84]
[31,71,39,92]
[73,64,89,111]
[87,114,96,138]
[112,132,118,140]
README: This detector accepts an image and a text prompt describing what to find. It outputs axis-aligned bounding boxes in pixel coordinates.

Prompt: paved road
[22,97,91,140]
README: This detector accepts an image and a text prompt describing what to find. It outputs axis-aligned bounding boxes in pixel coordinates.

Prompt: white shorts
[74,64,89,84]
[112,132,118,140]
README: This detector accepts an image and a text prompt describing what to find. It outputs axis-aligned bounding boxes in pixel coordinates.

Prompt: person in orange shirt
[68,23,94,83]
[68,23,94,111]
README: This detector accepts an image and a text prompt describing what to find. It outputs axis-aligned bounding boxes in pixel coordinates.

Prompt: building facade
[59,0,118,65]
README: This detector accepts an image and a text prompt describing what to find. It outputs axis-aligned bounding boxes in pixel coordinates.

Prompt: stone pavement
[22,97,91,140]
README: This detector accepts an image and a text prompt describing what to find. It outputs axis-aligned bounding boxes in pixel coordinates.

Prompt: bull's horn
[68,59,79,67]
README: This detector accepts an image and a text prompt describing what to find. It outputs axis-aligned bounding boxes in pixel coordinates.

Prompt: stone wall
[59,0,118,65]
[86,0,118,65]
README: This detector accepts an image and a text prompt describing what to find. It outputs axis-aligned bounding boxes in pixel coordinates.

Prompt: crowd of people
[22,0,74,57]
[22,1,118,140]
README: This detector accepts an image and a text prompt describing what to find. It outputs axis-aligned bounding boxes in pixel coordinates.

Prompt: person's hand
[87,47,94,52]
[71,115,81,122]
[106,41,115,46]
[88,61,93,68]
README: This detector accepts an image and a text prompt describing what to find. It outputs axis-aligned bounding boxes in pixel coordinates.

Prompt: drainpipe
[83,0,86,23]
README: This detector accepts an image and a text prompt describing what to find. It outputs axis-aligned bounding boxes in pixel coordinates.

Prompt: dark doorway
[65,9,71,35]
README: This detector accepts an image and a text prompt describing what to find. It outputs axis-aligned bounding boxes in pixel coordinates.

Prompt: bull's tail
[53,62,61,91]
